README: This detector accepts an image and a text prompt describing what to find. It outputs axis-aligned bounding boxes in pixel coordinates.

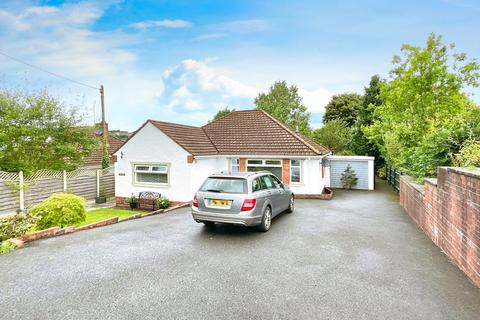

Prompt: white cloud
[160,59,258,113]
[193,33,226,41]
[130,19,192,30]
[212,19,269,33]
[299,87,333,113]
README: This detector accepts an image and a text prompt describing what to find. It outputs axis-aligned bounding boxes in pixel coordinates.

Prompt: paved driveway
[1,180,479,320]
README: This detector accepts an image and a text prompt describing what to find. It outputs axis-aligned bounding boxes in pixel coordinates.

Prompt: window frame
[290,159,302,184]
[230,158,240,173]
[132,162,170,187]
[246,159,283,180]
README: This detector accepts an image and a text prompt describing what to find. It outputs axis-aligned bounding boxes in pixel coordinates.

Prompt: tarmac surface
[1,179,479,319]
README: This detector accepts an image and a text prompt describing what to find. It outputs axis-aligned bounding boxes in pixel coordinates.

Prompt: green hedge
[29,193,86,229]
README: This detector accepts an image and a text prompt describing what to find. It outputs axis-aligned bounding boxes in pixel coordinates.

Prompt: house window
[134,164,168,185]
[290,160,302,184]
[246,159,283,180]
[230,158,240,172]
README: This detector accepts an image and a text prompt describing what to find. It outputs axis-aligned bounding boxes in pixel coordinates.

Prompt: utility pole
[100,85,108,148]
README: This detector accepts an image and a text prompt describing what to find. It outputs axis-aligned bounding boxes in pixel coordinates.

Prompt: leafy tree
[312,119,353,155]
[255,80,311,136]
[364,34,480,179]
[101,144,110,169]
[453,139,480,167]
[0,91,98,175]
[323,93,363,127]
[350,75,384,166]
[212,106,236,122]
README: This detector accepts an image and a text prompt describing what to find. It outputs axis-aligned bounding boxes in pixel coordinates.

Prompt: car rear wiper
[205,189,222,193]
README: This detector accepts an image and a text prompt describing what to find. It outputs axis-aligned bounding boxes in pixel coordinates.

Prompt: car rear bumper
[191,207,263,226]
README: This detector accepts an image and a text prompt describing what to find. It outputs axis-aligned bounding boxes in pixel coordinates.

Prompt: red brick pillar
[282,159,290,184]
[239,158,246,172]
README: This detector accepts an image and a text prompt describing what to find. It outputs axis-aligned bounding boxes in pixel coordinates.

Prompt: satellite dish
[95,127,103,136]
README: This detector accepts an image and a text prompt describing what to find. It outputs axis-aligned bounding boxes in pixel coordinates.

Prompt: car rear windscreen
[200,177,247,194]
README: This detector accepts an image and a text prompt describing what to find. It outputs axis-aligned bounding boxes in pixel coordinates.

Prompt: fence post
[63,170,67,192]
[96,170,101,197]
[18,171,25,212]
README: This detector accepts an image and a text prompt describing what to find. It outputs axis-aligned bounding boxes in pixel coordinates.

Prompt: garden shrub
[377,167,386,179]
[157,196,170,209]
[0,212,38,242]
[453,140,480,167]
[340,165,358,189]
[0,241,16,254]
[29,193,86,229]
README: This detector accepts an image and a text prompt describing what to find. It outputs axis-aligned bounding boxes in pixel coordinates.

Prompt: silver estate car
[191,171,294,232]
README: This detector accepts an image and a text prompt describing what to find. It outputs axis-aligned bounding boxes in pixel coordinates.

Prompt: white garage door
[327,156,375,190]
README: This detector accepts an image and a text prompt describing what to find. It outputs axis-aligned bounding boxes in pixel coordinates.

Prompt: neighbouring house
[83,123,125,168]
[113,110,336,204]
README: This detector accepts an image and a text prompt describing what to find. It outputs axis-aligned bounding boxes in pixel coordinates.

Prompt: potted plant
[95,186,107,204]
[127,194,138,210]
[340,165,358,190]
[157,196,170,209]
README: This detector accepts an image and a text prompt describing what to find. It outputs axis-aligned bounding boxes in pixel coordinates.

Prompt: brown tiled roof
[83,135,125,166]
[149,120,218,156]
[202,110,329,156]
[123,110,330,157]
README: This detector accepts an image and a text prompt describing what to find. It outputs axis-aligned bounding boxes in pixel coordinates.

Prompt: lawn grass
[76,208,139,227]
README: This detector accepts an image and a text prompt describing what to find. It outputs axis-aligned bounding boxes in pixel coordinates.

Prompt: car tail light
[192,195,198,207]
[241,198,257,211]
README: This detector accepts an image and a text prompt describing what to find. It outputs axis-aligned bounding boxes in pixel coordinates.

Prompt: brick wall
[239,158,246,172]
[115,196,185,211]
[400,167,480,287]
[282,159,290,185]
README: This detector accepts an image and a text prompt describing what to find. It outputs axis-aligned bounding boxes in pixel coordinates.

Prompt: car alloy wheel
[258,206,272,232]
[287,196,294,213]
[264,207,271,229]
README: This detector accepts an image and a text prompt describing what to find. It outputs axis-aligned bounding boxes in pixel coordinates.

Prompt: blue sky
[0,0,479,131]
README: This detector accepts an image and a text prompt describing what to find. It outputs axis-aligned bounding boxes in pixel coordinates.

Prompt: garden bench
[138,191,161,211]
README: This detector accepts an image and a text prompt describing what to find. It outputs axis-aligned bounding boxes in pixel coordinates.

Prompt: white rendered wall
[288,159,325,195]
[114,122,193,201]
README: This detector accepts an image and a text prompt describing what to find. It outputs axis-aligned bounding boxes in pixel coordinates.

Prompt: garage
[325,155,375,190]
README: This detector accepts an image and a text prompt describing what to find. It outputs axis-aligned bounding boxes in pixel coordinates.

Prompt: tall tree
[211,106,236,122]
[365,34,480,179]
[312,119,353,155]
[255,80,311,136]
[323,93,363,127]
[350,75,384,164]
[0,91,98,175]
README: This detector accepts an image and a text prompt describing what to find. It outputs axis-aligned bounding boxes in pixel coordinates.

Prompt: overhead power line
[0,50,99,91]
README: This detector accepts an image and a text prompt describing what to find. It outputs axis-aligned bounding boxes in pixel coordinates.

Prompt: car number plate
[210,199,231,207]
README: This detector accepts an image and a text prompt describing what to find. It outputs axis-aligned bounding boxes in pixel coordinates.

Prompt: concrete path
[1,180,479,319]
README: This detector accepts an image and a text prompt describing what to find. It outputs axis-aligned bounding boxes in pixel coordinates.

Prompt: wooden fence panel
[0,167,116,216]
[68,175,98,200]
[0,182,18,215]
[24,178,63,209]
[101,169,115,197]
